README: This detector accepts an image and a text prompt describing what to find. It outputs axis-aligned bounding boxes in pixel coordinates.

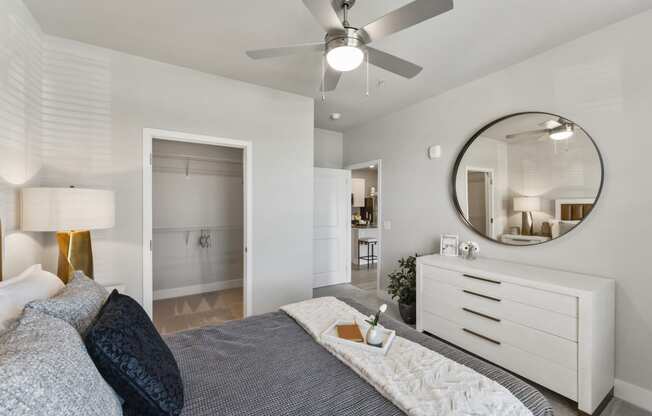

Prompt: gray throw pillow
[26,271,109,335]
[0,308,123,416]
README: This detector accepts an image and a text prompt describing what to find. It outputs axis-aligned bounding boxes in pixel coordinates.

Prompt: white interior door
[313,168,351,288]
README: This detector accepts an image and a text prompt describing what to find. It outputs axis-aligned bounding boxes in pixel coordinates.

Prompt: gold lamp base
[56,230,94,283]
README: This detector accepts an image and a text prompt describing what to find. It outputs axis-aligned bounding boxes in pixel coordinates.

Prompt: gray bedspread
[166,298,553,416]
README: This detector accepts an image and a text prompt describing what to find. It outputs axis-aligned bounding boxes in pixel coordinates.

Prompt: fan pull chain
[321,54,326,102]
[365,49,370,97]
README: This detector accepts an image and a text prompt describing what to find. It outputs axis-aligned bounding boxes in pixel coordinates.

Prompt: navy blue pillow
[84,290,184,416]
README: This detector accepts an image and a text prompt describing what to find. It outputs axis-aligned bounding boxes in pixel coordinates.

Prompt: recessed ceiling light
[368,165,375,169]
[330,113,342,120]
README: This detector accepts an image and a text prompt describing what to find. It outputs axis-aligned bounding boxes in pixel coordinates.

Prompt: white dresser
[417,254,615,415]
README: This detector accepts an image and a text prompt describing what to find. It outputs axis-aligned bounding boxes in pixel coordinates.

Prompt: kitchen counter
[352,224,378,229]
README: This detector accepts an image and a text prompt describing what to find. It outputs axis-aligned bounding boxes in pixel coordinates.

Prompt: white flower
[379,304,387,313]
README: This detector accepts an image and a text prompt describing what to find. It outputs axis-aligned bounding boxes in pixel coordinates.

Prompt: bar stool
[358,238,378,269]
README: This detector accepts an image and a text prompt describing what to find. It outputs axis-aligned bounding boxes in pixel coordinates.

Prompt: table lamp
[513,196,540,236]
[21,187,115,283]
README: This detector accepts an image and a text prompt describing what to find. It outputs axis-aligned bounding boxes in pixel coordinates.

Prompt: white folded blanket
[281,297,533,416]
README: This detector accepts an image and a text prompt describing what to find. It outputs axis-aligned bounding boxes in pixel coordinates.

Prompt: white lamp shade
[513,196,541,212]
[21,188,115,232]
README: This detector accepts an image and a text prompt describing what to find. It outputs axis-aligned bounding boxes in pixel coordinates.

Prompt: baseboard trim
[154,279,243,301]
[615,379,652,412]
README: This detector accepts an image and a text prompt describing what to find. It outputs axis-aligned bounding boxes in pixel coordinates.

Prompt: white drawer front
[421,310,578,400]
[422,284,577,370]
[422,278,578,341]
[421,264,577,317]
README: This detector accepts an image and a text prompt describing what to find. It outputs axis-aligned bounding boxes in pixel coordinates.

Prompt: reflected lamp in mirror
[452,112,603,246]
[513,196,540,236]
[21,187,115,283]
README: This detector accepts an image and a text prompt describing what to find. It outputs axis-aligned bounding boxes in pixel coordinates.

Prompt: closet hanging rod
[152,166,242,177]
[152,153,243,165]
[153,225,243,233]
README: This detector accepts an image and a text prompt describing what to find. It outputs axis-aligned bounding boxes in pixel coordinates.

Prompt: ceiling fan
[505,118,575,142]
[246,0,454,92]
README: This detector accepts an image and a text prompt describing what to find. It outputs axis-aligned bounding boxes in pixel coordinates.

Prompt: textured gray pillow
[0,308,123,416]
[26,271,109,335]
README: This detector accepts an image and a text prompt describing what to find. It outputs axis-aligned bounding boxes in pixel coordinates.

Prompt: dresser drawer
[421,310,578,400]
[423,287,577,370]
[421,264,578,317]
[422,278,578,341]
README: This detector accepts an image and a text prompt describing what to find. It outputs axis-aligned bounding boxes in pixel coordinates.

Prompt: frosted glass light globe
[326,46,364,72]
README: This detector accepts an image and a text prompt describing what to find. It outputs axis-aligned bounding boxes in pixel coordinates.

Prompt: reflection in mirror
[453,112,603,246]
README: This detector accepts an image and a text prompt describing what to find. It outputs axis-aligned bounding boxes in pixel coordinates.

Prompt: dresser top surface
[419,254,613,294]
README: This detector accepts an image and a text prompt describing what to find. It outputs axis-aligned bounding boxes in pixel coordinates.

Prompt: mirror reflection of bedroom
[152,139,244,334]
[456,113,602,246]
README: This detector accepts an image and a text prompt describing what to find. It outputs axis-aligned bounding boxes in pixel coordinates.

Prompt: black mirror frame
[451,111,605,246]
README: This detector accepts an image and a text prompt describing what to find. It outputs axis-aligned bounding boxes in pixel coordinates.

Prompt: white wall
[152,140,243,296]
[0,0,44,278]
[314,128,343,168]
[0,0,315,314]
[48,36,314,314]
[344,10,652,396]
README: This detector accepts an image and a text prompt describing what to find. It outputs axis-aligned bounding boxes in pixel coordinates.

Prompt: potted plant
[387,254,417,324]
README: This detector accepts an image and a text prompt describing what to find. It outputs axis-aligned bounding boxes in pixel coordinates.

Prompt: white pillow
[0,265,64,331]
[0,264,42,288]
[0,294,21,331]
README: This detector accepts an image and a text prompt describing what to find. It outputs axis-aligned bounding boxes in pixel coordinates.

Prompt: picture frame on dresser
[416,254,615,415]
[440,234,459,257]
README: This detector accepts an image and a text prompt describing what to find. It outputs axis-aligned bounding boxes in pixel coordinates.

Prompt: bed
[167,298,553,416]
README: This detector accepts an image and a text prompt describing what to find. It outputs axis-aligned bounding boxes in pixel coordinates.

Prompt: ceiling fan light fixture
[549,124,574,141]
[326,45,363,72]
[325,29,364,72]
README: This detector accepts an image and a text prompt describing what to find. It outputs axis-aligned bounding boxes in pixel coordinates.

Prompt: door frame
[465,166,495,239]
[346,159,382,294]
[142,128,253,318]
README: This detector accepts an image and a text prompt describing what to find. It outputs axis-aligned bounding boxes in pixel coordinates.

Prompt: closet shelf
[153,225,243,233]
[153,152,242,165]
[153,166,242,177]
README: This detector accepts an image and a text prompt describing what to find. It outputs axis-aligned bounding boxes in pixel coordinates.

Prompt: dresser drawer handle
[463,328,501,345]
[463,274,501,285]
[462,307,501,322]
[462,290,501,302]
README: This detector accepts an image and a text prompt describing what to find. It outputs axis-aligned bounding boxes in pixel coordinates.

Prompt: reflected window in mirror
[452,112,604,246]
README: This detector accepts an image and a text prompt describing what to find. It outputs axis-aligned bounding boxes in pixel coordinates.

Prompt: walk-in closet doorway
[142,129,252,334]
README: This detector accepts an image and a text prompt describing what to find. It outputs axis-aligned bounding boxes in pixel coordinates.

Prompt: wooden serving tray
[321,318,396,355]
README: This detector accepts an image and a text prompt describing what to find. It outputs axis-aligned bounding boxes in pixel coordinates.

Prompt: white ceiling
[25,0,652,131]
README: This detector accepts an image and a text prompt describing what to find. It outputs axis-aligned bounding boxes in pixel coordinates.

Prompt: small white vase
[366,326,383,347]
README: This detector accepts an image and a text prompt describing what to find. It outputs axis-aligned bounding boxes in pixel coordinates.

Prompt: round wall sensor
[330,113,342,120]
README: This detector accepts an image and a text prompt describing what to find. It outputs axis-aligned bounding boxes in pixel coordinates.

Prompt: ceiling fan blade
[358,0,453,43]
[505,129,549,140]
[246,42,324,59]
[320,66,342,92]
[366,47,422,78]
[302,0,344,33]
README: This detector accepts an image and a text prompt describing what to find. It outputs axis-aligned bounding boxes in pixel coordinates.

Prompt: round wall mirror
[452,112,603,246]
